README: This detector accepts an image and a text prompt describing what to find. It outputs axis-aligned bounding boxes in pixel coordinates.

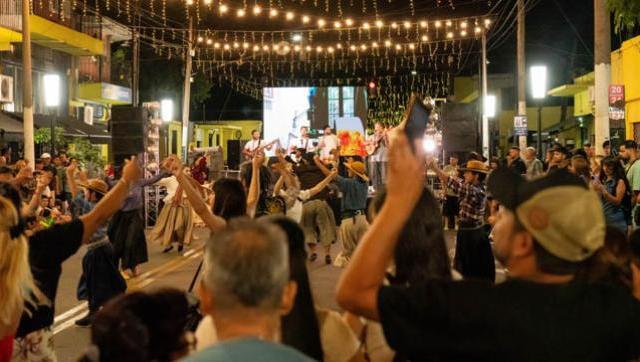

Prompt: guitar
[365,132,387,156]
[244,139,280,160]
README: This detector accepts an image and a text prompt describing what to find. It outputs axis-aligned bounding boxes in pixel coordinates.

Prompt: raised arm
[169,156,226,232]
[66,161,79,198]
[307,168,338,198]
[273,175,285,197]
[313,155,333,177]
[336,133,425,320]
[25,173,52,217]
[246,155,264,218]
[79,157,142,244]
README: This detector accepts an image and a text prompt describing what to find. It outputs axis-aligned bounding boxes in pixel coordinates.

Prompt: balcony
[0,0,103,56]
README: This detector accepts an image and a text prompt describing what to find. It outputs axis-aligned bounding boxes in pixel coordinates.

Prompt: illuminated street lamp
[530,65,548,154]
[483,94,496,118]
[161,99,173,122]
[44,74,60,154]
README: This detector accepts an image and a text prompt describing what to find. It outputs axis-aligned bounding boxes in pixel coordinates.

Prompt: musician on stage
[366,121,389,191]
[243,130,272,160]
[290,126,316,154]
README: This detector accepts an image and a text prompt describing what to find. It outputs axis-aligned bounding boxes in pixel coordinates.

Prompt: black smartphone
[402,95,432,153]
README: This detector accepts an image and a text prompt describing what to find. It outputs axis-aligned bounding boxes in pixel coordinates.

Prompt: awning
[0,111,27,133]
[0,15,103,56]
[0,112,111,144]
[547,84,589,97]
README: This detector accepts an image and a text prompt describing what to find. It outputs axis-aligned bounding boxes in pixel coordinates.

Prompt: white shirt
[291,136,316,153]
[155,176,180,203]
[244,139,266,152]
[318,134,339,158]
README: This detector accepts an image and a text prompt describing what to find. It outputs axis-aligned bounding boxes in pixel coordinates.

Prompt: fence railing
[0,0,22,32]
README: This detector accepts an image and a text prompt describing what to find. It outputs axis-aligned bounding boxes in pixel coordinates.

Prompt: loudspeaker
[442,103,479,155]
[227,140,242,170]
[111,107,146,164]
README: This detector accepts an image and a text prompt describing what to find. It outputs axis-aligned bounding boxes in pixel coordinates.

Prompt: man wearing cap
[336,133,640,361]
[548,145,570,172]
[67,161,126,327]
[430,158,495,282]
[315,156,369,267]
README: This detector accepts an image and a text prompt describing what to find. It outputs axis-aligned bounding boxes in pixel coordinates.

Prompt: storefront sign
[514,115,528,136]
[609,85,625,121]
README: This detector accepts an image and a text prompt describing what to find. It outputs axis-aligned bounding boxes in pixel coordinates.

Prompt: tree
[608,0,640,34]
[34,126,67,151]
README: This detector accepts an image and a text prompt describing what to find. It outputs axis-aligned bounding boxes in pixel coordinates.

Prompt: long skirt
[454,226,495,283]
[150,199,194,247]
[77,239,127,311]
[108,209,148,270]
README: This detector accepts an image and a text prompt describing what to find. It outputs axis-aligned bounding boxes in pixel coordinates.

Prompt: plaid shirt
[447,177,486,226]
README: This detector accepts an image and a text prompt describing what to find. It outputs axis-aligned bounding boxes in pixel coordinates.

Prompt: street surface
[52,227,499,361]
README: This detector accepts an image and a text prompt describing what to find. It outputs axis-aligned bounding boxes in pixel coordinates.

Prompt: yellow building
[611,35,640,141]
[191,120,262,161]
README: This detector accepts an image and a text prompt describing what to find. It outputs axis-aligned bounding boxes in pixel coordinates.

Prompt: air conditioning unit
[84,105,94,125]
[0,75,14,103]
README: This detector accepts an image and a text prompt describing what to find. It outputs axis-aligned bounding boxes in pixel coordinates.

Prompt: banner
[609,85,625,121]
[514,115,528,136]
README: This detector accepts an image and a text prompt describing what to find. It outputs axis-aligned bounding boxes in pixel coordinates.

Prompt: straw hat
[344,160,369,181]
[78,179,109,195]
[459,160,489,174]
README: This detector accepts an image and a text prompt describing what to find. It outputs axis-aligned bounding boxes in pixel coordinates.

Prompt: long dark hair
[81,289,189,362]
[241,163,273,216]
[212,178,247,220]
[599,157,630,196]
[372,187,451,284]
[260,215,323,361]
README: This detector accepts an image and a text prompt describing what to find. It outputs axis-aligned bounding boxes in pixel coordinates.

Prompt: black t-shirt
[17,219,84,337]
[378,279,640,362]
[508,157,527,175]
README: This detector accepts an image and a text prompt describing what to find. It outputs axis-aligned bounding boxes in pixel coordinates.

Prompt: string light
[350,45,357,51]
[391,22,398,29]
[372,41,378,48]
[197,36,204,43]
[305,45,312,51]
[286,11,295,20]
[219,4,228,14]
[435,20,442,28]
[363,22,370,29]
[318,18,326,27]
[334,21,342,28]
[375,20,384,28]
[345,18,354,26]
[263,44,270,51]
[294,45,301,51]
[214,42,220,48]
[252,5,262,14]
[446,32,454,38]
[243,42,250,48]
[223,43,230,50]
[237,9,245,17]
[474,26,482,34]
[205,38,212,44]
[327,46,334,53]
[186,0,193,5]
[302,15,310,23]
[421,35,428,41]
[460,30,467,36]
[395,44,401,50]
[233,42,239,48]
[269,8,278,17]
[484,19,492,26]
[316,46,323,52]
[253,45,260,51]
[445,20,452,27]
[420,20,427,28]
[384,39,392,47]
[203,0,212,5]
[461,21,468,28]
[403,21,411,29]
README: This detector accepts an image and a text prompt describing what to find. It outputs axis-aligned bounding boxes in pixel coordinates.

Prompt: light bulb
[435,20,442,28]
[446,20,452,27]
[294,45,301,51]
[420,20,427,28]
[395,44,402,50]
[243,42,249,48]
[327,46,334,53]
[360,44,367,51]
[269,8,278,17]
[305,45,312,51]
[362,22,370,29]
[197,36,204,43]
[446,32,454,38]
[350,45,357,51]
[336,43,343,49]
[286,12,294,20]
[484,18,491,26]
[316,46,323,52]
[421,35,428,41]
[233,42,239,48]
[391,22,398,29]
[318,18,326,27]
[213,42,220,48]
[474,26,482,33]
[384,40,392,47]
[219,4,228,13]
[403,21,411,29]
[409,43,415,50]
[237,9,246,17]
[334,21,342,28]
[372,42,378,48]
[345,18,354,26]
[263,45,270,51]
[206,38,212,45]
[223,44,230,50]
[253,5,262,14]
[461,21,468,28]
[302,15,310,24]
[253,45,260,51]
[461,30,467,36]
[375,20,384,27]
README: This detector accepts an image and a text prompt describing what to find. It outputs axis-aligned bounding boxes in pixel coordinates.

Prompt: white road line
[53,302,88,324]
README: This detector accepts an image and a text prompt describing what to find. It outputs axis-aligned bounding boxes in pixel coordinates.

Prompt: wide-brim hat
[78,178,109,195]
[459,160,489,174]
[344,161,369,182]
[487,167,604,262]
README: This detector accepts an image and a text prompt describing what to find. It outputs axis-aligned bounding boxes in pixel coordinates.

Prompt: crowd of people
[1,128,640,362]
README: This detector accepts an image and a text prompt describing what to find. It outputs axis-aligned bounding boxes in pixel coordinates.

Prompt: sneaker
[309,253,318,262]
[75,312,94,327]
[162,245,174,253]
[177,245,184,253]
[325,255,332,265]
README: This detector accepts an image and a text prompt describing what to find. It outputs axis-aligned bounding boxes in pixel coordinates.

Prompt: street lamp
[483,94,496,118]
[44,74,60,154]
[530,65,547,155]
[161,99,173,122]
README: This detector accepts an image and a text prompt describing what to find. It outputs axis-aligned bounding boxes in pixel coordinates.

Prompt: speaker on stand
[227,140,242,171]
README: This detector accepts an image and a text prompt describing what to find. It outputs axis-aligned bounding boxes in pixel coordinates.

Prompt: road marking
[53,247,204,335]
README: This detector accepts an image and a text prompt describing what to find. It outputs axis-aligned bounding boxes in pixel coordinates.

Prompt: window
[342,86,355,118]
[328,87,340,128]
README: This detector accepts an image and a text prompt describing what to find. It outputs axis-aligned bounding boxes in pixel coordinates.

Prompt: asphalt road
[51,227,496,361]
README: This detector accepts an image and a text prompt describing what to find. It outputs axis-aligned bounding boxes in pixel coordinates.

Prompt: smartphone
[401,94,433,153]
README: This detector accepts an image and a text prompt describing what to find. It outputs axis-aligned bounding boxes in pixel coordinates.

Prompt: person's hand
[386,130,426,206]
[36,173,51,190]
[252,153,265,168]
[66,160,77,175]
[15,166,33,182]
[329,168,338,179]
[122,156,143,185]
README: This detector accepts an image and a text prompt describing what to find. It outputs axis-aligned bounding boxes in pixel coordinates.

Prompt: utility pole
[181,18,193,162]
[594,0,611,154]
[22,0,34,164]
[481,30,489,160]
[132,29,140,106]
[516,0,527,150]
